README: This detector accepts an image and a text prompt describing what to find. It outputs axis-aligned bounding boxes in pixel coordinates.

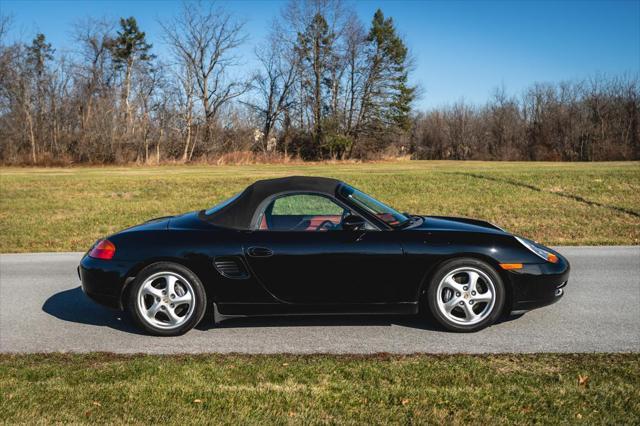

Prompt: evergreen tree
[296,12,335,145]
[25,33,55,162]
[362,9,415,133]
[108,17,153,125]
[26,33,54,78]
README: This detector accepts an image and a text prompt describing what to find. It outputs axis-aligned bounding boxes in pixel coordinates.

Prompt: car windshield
[204,192,241,215]
[339,185,409,227]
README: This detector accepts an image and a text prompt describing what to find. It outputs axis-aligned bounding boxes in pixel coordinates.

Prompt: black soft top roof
[204,176,343,229]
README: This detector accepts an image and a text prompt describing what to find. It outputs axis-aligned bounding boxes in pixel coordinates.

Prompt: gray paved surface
[0,247,638,354]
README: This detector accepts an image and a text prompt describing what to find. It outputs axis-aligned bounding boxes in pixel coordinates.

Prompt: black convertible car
[79,176,569,336]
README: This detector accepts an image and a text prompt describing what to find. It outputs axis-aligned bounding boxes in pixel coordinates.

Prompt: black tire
[426,257,505,332]
[127,262,207,336]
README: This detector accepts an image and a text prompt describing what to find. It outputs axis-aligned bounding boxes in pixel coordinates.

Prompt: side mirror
[342,214,365,231]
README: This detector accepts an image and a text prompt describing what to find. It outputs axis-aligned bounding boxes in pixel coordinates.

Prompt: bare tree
[342,13,366,134]
[246,31,299,151]
[0,13,11,45]
[72,18,117,160]
[174,63,197,161]
[133,60,162,163]
[287,0,345,144]
[161,0,248,146]
[0,13,15,119]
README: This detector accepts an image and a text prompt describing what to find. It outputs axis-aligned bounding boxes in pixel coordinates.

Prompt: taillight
[89,239,116,260]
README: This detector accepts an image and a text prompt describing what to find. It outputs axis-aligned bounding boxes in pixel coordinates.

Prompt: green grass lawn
[1,353,638,424]
[1,161,639,252]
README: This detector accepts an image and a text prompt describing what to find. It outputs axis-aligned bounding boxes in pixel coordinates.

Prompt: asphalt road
[1,247,638,354]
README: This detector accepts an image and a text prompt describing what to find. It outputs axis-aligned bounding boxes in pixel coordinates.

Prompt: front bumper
[78,255,137,309]
[506,251,570,314]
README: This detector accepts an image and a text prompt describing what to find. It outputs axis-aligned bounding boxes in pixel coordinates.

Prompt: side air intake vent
[214,257,249,279]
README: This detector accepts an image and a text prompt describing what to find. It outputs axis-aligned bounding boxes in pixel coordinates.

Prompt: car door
[243,192,406,304]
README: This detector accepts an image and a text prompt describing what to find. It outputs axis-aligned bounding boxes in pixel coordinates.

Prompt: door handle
[246,246,274,258]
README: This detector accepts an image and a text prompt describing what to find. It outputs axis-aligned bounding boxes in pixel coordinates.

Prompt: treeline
[413,78,640,161]
[0,1,638,164]
[0,0,414,164]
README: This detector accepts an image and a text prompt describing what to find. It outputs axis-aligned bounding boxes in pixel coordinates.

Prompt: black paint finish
[79,178,570,319]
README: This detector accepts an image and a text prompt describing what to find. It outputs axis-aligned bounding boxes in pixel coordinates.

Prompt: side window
[260,194,346,231]
[272,194,343,216]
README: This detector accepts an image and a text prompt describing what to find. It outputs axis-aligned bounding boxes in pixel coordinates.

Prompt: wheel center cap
[163,297,170,303]
[463,292,470,299]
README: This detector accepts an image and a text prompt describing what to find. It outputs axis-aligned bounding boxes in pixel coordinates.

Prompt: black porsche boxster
[79,176,569,336]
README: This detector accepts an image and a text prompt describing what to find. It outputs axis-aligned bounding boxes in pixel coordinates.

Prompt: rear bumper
[506,251,570,314]
[79,255,136,310]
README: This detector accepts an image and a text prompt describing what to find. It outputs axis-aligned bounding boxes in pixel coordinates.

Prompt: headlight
[515,237,558,263]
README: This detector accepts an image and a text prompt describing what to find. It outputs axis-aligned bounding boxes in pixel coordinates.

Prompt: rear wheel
[426,258,505,332]
[127,262,206,336]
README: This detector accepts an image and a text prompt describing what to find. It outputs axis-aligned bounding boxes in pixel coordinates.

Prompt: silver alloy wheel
[435,267,496,326]
[136,272,196,330]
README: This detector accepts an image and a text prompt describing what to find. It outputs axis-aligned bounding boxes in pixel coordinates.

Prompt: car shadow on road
[196,314,444,332]
[42,286,145,335]
[196,312,522,332]
[43,286,521,334]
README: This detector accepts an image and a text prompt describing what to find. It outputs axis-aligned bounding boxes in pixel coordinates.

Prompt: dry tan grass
[1,161,638,252]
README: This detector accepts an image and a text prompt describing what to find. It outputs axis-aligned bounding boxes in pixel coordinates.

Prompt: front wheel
[426,258,505,332]
[127,262,207,336]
